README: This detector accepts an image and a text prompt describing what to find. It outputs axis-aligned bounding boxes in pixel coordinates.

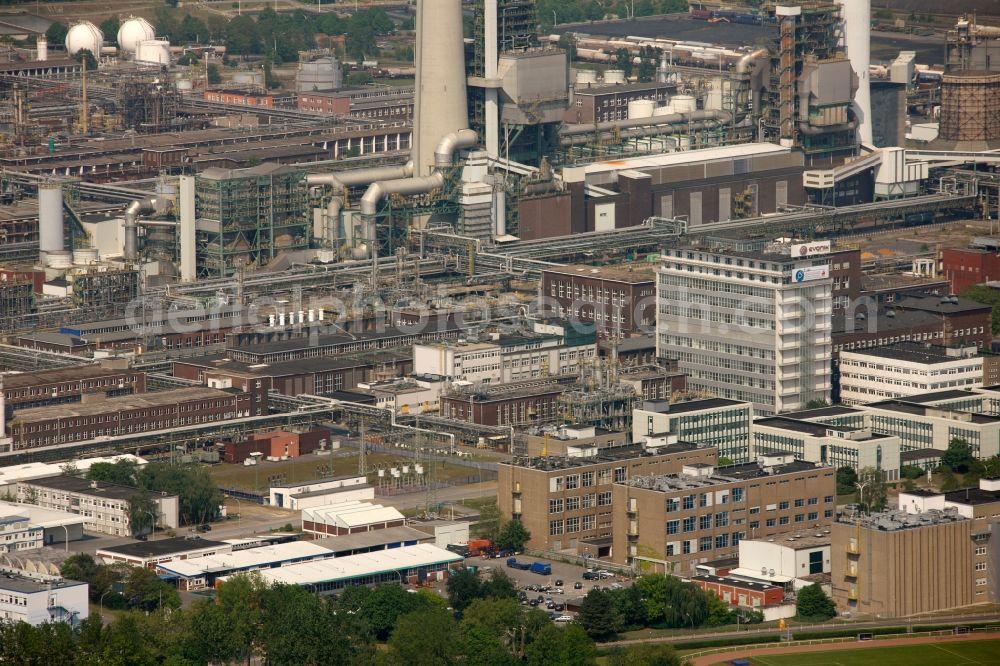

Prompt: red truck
[467,539,492,556]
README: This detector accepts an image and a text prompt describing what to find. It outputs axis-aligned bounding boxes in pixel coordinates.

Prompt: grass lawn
[734,638,1000,666]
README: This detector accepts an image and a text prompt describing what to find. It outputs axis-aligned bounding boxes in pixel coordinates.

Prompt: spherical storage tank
[136,39,171,65]
[118,17,156,54]
[65,22,103,57]
[627,99,656,119]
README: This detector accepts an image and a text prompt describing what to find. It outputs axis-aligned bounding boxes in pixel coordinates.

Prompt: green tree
[607,585,647,629]
[447,567,483,612]
[388,606,459,666]
[526,623,597,666]
[856,467,888,512]
[481,569,519,600]
[474,499,503,542]
[901,464,924,480]
[207,63,222,84]
[87,459,139,486]
[177,52,200,66]
[558,32,577,61]
[100,17,121,47]
[46,22,69,47]
[225,15,262,55]
[805,399,831,409]
[497,518,531,551]
[704,590,734,626]
[614,48,633,78]
[578,588,623,640]
[796,582,836,620]
[127,490,158,536]
[608,643,682,666]
[74,49,99,71]
[942,438,976,473]
[346,71,375,86]
[836,466,858,495]
[123,565,181,612]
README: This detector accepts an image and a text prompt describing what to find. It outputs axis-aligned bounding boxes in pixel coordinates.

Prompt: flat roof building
[752,416,902,479]
[839,343,983,406]
[498,441,717,557]
[157,541,336,590]
[17,475,179,537]
[0,574,88,627]
[831,506,988,617]
[612,455,836,575]
[633,398,753,464]
[240,543,463,592]
[657,245,832,416]
[96,536,232,569]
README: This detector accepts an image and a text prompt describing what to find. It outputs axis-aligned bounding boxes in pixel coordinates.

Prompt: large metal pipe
[434,129,478,169]
[359,129,477,217]
[305,163,414,191]
[558,110,732,143]
[124,196,157,261]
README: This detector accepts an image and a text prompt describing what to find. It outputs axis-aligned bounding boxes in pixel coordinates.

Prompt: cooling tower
[838,0,872,144]
[412,0,469,177]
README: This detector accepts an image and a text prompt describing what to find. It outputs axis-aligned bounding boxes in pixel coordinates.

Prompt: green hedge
[671,635,782,650]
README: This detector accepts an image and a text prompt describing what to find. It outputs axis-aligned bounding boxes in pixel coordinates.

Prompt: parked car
[574,582,583,589]
[546,601,556,609]
[554,615,573,623]
[555,579,564,587]
[529,599,539,607]
[582,571,596,580]
[554,603,565,611]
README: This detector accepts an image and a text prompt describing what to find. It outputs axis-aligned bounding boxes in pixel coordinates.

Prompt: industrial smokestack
[838,0,873,145]
[413,0,469,177]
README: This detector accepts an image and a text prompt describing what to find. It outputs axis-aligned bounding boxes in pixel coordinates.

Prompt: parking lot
[466,553,628,618]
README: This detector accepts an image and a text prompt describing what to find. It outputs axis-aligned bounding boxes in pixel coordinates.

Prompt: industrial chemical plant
[2,0,1000,655]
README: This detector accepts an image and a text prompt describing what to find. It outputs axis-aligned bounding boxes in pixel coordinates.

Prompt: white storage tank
[46,251,73,269]
[233,71,264,86]
[176,78,193,91]
[117,17,155,54]
[73,247,99,265]
[575,69,598,86]
[672,94,696,113]
[65,22,103,57]
[136,39,171,65]
[627,99,656,119]
[296,57,342,92]
[603,69,626,85]
[654,103,676,116]
[38,184,64,253]
[36,36,47,62]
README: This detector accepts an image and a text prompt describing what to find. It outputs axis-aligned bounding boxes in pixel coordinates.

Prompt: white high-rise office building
[656,243,833,416]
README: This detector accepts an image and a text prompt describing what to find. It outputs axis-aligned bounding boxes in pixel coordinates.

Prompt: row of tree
[537,0,689,30]
[0,569,681,665]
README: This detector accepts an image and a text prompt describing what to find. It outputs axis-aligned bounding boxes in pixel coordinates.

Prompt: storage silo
[136,39,171,65]
[296,57,343,92]
[837,0,872,144]
[38,184,64,254]
[627,99,655,119]
[603,69,626,85]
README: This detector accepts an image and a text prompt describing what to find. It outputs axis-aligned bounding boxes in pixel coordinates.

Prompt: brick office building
[441,379,573,427]
[5,387,261,450]
[941,247,1000,293]
[498,441,717,556]
[541,264,657,338]
[2,366,146,411]
[833,296,992,356]
[612,455,836,575]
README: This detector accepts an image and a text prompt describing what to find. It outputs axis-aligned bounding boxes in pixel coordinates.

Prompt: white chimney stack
[838,0,873,145]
